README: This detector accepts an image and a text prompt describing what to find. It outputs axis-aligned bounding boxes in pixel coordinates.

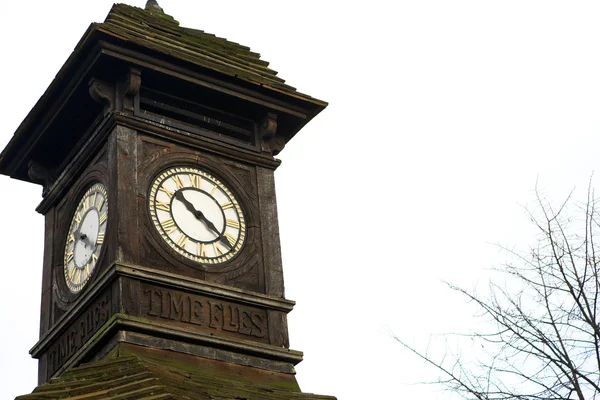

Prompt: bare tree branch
[393,184,600,399]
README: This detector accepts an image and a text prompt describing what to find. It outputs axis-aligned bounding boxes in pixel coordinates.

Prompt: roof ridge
[112,3,180,27]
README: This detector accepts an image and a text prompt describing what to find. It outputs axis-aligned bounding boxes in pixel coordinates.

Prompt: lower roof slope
[16,344,336,400]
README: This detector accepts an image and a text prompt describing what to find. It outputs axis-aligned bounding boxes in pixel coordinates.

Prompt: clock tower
[0,2,332,398]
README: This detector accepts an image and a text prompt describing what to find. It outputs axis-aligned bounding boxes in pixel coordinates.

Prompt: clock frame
[63,182,108,293]
[148,165,246,265]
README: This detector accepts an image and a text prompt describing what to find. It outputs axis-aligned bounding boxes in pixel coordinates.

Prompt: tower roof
[0,2,326,184]
[99,3,312,100]
[17,344,336,400]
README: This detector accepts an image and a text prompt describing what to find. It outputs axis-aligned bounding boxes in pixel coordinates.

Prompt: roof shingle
[17,345,336,400]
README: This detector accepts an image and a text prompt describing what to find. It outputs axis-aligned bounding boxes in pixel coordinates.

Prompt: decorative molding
[27,160,56,196]
[120,68,141,114]
[260,112,286,155]
[88,78,115,113]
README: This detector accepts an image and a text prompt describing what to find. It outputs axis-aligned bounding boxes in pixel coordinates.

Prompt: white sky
[2,1,600,399]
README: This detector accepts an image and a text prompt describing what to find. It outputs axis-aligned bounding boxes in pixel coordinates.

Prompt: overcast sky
[2,1,600,399]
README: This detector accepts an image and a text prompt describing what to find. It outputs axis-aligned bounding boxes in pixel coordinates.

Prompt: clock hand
[174,190,198,215]
[73,227,95,248]
[194,211,231,248]
[174,191,230,248]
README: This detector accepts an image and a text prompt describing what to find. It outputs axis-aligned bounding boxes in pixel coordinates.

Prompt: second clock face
[64,183,108,293]
[148,166,246,264]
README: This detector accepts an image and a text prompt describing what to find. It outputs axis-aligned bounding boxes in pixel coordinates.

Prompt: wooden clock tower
[0,2,332,399]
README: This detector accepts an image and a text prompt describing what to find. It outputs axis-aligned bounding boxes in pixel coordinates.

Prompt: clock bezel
[147,165,247,265]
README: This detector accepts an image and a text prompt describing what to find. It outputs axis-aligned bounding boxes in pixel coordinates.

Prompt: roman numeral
[92,254,98,265]
[173,175,185,190]
[210,185,218,195]
[74,269,81,284]
[198,242,207,257]
[221,202,233,210]
[213,242,223,256]
[224,233,236,246]
[68,266,76,281]
[226,219,240,229]
[96,232,104,245]
[66,251,74,264]
[176,234,189,248]
[97,196,105,210]
[75,211,82,224]
[99,212,108,225]
[159,186,174,197]
[189,174,201,189]
[156,200,170,212]
[161,218,178,234]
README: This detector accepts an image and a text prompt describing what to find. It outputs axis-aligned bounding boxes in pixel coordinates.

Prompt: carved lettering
[145,289,161,316]
[169,292,186,321]
[190,299,206,325]
[251,313,266,338]
[46,294,111,379]
[141,285,267,340]
[208,301,223,329]
[222,305,239,332]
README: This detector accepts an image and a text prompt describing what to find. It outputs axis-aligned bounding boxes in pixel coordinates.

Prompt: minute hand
[174,191,231,248]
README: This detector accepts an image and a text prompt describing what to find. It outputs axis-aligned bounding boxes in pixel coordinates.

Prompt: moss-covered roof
[17,344,336,400]
[98,3,314,101]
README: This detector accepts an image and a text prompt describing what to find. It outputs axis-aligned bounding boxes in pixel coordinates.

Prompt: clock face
[63,183,108,293]
[148,166,246,264]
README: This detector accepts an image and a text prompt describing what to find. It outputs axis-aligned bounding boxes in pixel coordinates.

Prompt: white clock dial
[63,183,108,293]
[148,166,246,264]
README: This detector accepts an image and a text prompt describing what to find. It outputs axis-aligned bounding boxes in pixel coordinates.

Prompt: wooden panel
[108,126,140,264]
[256,167,284,297]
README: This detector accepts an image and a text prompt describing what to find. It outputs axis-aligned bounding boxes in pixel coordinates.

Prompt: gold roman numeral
[97,196,105,210]
[224,233,236,246]
[97,232,104,245]
[221,202,233,210]
[92,192,97,208]
[226,219,240,229]
[99,212,108,225]
[159,186,174,197]
[156,200,170,212]
[176,233,188,248]
[74,211,82,224]
[213,242,223,256]
[210,185,218,195]
[74,269,81,284]
[66,251,74,264]
[198,242,207,257]
[173,175,185,190]
[68,266,76,281]
[189,174,201,189]
[161,218,178,234]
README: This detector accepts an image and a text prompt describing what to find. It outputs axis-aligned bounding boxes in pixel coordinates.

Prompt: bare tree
[394,185,600,399]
